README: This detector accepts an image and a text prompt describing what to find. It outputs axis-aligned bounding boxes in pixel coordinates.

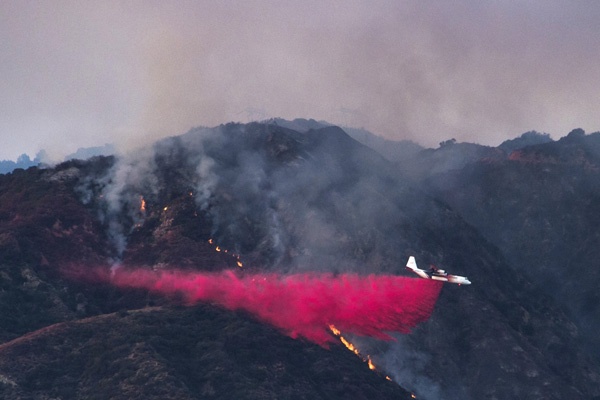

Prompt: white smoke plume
[76,146,158,261]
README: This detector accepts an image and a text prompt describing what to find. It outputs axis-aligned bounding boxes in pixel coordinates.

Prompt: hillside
[0,306,410,400]
[425,129,600,363]
[1,123,599,399]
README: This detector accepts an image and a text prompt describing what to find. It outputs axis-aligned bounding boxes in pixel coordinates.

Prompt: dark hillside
[426,130,600,363]
[87,122,600,398]
[398,141,506,181]
[0,306,411,400]
[1,122,599,399]
[0,164,111,343]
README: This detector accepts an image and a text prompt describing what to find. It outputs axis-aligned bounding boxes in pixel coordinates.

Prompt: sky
[1,0,600,161]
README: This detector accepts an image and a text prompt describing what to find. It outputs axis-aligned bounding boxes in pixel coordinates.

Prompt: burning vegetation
[329,324,395,382]
[208,238,243,267]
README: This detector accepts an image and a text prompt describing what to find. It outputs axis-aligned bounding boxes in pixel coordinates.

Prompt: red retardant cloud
[75,267,442,345]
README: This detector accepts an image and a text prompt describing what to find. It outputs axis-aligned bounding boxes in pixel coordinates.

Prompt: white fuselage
[405,256,471,285]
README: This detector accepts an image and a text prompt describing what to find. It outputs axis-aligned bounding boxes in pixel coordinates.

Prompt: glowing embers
[208,238,244,268]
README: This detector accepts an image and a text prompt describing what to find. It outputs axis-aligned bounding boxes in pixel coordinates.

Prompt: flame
[140,196,146,213]
[411,394,417,399]
[163,206,168,211]
[329,324,377,370]
[367,357,376,370]
[339,336,360,356]
[209,239,244,268]
[329,325,341,336]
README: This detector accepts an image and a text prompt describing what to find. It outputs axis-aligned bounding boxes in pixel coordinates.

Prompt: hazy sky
[2,0,600,161]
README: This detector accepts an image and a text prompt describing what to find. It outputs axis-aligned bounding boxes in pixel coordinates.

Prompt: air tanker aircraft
[406,256,471,285]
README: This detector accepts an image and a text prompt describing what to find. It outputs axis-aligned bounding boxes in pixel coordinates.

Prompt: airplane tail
[406,256,418,271]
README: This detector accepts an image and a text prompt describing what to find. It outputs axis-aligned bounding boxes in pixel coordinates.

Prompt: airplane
[406,256,471,285]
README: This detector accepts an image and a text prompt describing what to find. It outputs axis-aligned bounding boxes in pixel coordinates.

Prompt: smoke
[73,122,422,274]
[380,336,444,400]
[195,129,289,262]
[104,149,158,256]
[69,266,442,345]
[70,122,448,392]
[76,145,159,261]
[195,156,216,211]
[74,124,289,264]
[3,1,600,161]
[376,334,472,400]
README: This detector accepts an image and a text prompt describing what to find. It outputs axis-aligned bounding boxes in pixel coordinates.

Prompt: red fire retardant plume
[77,268,442,345]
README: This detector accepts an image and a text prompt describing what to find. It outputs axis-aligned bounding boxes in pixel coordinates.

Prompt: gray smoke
[4,2,600,161]
[76,146,158,262]
[379,336,445,400]
[76,121,459,396]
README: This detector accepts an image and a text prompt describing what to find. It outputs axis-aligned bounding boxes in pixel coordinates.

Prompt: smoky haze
[75,120,459,396]
[2,1,600,160]
[67,118,600,399]
[82,122,411,271]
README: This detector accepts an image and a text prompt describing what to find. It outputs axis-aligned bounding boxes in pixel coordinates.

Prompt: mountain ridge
[1,121,599,399]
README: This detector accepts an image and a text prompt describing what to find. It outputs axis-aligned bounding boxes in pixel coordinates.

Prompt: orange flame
[209,239,244,268]
[329,325,378,370]
[140,196,146,213]
[339,336,360,356]
[329,325,341,336]
[367,357,376,370]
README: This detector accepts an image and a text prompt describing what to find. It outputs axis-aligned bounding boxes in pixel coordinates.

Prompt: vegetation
[1,123,600,399]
